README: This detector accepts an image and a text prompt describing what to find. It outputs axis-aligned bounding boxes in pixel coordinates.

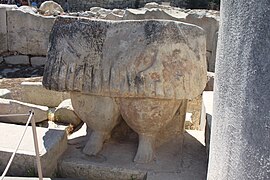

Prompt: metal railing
[0,110,43,180]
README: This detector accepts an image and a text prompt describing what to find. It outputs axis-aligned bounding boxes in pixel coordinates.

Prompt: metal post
[30,111,43,180]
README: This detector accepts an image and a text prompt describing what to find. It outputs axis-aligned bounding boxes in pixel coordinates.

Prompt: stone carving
[43,17,207,163]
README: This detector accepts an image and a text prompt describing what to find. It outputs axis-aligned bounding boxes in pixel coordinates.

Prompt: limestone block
[184,11,219,72]
[43,17,207,100]
[30,56,47,66]
[0,5,17,54]
[0,122,67,176]
[122,8,219,72]
[4,55,30,65]
[39,1,64,16]
[54,99,82,126]
[0,89,11,99]
[0,98,48,124]
[7,9,55,56]
[204,72,214,91]
[20,82,70,107]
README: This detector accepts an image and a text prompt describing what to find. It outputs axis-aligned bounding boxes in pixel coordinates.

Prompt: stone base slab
[59,128,207,180]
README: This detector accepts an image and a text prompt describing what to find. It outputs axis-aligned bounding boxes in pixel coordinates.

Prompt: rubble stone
[54,99,82,126]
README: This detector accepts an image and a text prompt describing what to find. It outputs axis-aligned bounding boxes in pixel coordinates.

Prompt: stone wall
[0,4,55,67]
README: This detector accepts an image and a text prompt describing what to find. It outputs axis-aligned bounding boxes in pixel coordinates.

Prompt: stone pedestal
[59,125,207,180]
[207,0,270,179]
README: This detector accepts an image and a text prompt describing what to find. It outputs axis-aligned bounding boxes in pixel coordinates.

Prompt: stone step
[0,123,67,177]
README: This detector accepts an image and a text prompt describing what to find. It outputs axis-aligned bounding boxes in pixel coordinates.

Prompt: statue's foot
[134,135,155,163]
[83,131,108,156]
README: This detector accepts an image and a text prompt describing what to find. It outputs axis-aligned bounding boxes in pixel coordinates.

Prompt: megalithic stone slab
[0,122,67,177]
[0,98,48,124]
[7,9,55,56]
[207,0,270,179]
[43,17,207,100]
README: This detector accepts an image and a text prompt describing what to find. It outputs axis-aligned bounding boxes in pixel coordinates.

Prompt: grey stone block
[0,122,67,177]
[30,56,47,66]
[4,55,30,65]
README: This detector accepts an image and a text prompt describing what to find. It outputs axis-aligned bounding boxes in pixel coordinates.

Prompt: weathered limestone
[7,9,55,56]
[54,99,82,126]
[43,18,207,100]
[184,11,219,72]
[4,55,30,65]
[0,122,67,176]
[43,17,207,163]
[207,0,270,179]
[0,98,48,124]
[21,82,70,107]
[59,129,207,180]
[70,92,121,156]
[30,56,47,66]
[0,89,11,99]
[121,8,219,72]
[39,1,64,16]
[0,4,17,54]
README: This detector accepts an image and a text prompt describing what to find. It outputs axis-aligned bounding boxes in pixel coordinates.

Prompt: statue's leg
[71,92,120,156]
[119,98,181,163]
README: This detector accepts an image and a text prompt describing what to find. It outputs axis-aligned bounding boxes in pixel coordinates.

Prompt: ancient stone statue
[43,17,207,163]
